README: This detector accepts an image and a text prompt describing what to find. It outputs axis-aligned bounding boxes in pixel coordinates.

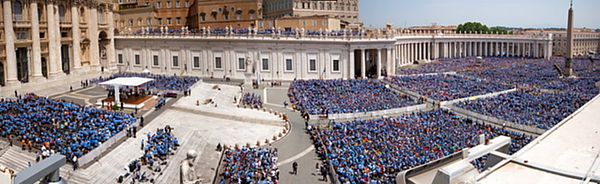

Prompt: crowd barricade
[309,104,428,121]
[441,88,518,106]
[315,127,340,184]
[78,120,139,167]
[395,151,464,184]
[444,105,546,135]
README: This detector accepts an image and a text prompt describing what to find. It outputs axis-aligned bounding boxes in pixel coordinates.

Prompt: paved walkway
[247,86,331,184]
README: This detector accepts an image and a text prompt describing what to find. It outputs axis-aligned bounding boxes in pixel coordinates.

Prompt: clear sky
[359,0,600,29]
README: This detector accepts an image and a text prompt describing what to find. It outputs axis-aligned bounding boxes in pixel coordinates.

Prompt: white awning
[98,77,154,87]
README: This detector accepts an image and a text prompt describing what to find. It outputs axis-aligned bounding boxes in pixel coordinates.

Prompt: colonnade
[395,40,552,66]
[1,0,114,88]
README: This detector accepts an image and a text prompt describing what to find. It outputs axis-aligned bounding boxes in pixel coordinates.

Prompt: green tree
[456,22,489,34]
[456,22,513,34]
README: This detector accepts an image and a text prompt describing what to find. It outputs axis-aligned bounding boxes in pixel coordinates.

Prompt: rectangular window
[176,0,180,8]
[309,59,317,72]
[285,58,293,71]
[167,18,172,25]
[215,57,222,69]
[135,54,140,65]
[176,17,181,25]
[238,58,246,70]
[172,56,179,67]
[156,2,161,8]
[193,56,200,68]
[332,59,340,72]
[262,58,269,71]
[153,55,159,66]
[118,54,123,64]
[166,1,171,8]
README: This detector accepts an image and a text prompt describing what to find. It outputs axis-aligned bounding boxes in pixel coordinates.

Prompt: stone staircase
[0,148,91,184]
[154,131,208,184]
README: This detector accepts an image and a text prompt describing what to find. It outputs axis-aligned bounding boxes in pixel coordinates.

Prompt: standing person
[292,161,298,175]
[140,116,145,127]
[72,155,78,170]
[320,165,328,182]
[14,90,18,98]
[132,126,137,138]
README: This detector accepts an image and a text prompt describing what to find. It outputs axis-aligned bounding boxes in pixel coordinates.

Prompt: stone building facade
[263,0,360,27]
[187,0,263,30]
[0,0,116,88]
[115,0,193,33]
[114,32,554,81]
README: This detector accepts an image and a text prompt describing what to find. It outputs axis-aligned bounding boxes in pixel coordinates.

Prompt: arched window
[248,9,256,20]
[13,1,23,21]
[59,5,66,22]
[80,7,86,23]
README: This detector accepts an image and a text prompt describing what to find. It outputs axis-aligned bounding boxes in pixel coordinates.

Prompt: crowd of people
[118,126,179,183]
[311,110,533,183]
[141,126,179,168]
[92,73,200,92]
[241,93,263,109]
[455,90,591,130]
[288,79,417,115]
[388,74,512,101]
[0,94,137,163]
[219,146,279,184]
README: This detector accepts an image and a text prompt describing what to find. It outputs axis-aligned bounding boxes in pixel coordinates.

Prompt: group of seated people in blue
[220,146,279,184]
[311,110,533,183]
[455,89,591,130]
[241,93,263,109]
[0,94,136,163]
[141,126,179,168]
[388,74,512,101]
[288,79,417,115]
[93,73,200,92]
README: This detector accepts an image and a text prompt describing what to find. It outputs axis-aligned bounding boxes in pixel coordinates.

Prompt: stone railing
[115,30,552,42]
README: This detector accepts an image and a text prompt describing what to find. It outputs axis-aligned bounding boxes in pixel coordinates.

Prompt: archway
[99,31,109,71]
[41,57,48,78]
[61,44,70,74]
[0,62,5,86]
[16,47,29,83]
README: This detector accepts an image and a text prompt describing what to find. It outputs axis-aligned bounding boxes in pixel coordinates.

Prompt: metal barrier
[308,104,427,121]
[444,105,546,135]
[77,119,138,166]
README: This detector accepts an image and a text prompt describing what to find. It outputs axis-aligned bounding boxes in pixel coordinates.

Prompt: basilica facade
[0,0,116,88]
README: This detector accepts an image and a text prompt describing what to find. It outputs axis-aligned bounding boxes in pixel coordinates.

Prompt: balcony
[13,20,32,28]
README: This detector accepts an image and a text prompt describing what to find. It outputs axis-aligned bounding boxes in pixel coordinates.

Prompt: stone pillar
[3,0,19,85]
[388,45,400,76]
[45,3,58,78]
[30,2,44,81]
[361,49,366,79]
[90,7,100,69]
[107,8,117,71]
[71,4,82,72]
[377,48,382,78]
[349,49,355,79]
[387,48,392,76]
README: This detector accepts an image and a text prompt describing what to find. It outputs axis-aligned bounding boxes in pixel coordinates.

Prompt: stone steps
[154,131,208,184]
[0,148,91,184]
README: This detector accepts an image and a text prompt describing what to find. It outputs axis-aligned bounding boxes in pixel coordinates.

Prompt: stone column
[3,0,19,85]
[377,48,382,78]
[45,3,59,78]
[392,46,397,74]
[54,3,63,75]
[361,49,366,79]
[30,2,44,81]
[387,48,392,76]
[107,8,117,71]
[90,6,100,69]
[71,4,82,72]
[349,49,355,79]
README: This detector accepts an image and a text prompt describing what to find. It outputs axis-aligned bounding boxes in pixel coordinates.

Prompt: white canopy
[99,77,154,87]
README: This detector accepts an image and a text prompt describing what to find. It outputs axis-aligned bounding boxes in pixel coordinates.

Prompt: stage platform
[95,95,156,109]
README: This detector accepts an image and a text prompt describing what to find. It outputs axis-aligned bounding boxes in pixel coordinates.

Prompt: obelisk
[565,0,575,77]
